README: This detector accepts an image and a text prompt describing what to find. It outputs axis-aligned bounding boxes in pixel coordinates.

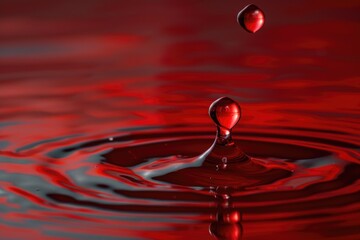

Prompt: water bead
[237,4,265,33]
[209,97,241,144]
[209,97,241,131]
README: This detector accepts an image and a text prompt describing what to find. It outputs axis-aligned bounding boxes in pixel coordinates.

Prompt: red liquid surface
[0,1,359,240]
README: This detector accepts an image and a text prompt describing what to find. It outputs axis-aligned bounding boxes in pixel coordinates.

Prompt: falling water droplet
[237,4,265,33]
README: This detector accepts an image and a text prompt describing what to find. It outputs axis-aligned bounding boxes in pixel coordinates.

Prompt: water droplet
[237,4,265,33]
[209,97,241,131]
[209,97,241,144]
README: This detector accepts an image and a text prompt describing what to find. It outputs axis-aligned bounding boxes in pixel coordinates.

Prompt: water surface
[0,0,359,239]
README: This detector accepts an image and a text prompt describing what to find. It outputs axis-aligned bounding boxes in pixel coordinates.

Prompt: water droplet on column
[237,4,265,33]
[209,97,241,145]
[143,96,294,187]
[209,97,241,130]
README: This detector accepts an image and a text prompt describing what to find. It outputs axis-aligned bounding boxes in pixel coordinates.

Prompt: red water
[0,0,359,240]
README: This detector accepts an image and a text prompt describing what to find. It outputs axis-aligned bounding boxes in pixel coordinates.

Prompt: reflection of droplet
[237,4,265,33]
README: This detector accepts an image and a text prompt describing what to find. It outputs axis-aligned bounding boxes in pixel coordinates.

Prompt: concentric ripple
[1,125,358,239]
